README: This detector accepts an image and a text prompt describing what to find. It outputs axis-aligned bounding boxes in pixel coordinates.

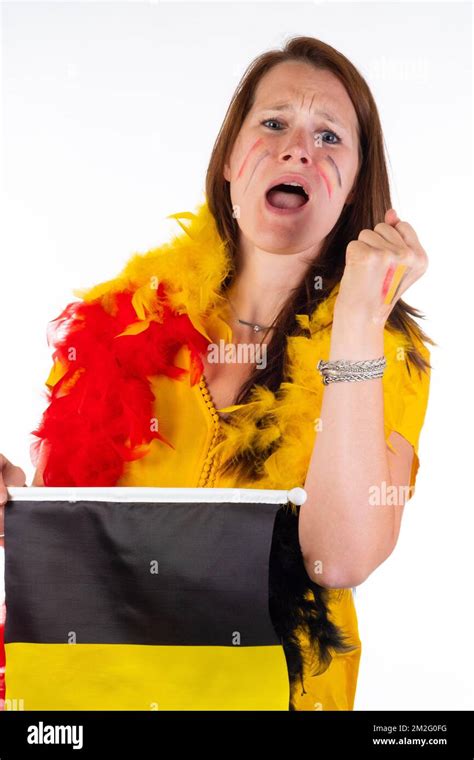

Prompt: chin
[251,229,314,256]
[235,203,317,254]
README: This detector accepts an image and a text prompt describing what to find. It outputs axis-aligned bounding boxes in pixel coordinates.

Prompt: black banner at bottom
[0,710,472,756]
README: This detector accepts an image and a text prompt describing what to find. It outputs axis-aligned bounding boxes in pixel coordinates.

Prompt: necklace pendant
[237,317,272,333]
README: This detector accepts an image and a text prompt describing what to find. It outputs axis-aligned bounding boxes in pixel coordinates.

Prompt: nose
[277,127,314,165]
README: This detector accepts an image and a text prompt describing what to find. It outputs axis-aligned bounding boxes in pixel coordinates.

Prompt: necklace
[224,294,278,334]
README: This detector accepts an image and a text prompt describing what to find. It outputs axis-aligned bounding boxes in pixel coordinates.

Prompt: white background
[0,0,473,710]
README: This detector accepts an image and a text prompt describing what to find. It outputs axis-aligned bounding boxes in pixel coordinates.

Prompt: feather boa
[30,200,418,488]
[30,204,232,485]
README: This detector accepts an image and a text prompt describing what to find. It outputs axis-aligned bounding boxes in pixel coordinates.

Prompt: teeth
[283,181,308,195]
[267,180,310,197]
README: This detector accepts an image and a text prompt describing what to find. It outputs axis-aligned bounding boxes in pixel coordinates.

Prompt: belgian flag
[3,486,305,711]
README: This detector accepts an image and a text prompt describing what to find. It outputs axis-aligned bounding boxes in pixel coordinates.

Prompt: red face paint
[381,263,397,301]
[382,263,409,304]
[315,165,333,199]
[237,138,264,179]
[243,149,270,194]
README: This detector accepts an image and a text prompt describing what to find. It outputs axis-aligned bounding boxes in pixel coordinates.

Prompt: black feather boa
[269,505,358,710]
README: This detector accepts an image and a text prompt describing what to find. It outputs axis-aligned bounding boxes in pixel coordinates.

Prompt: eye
[261,119,342,145]
[318,130,342,145]
[261,118,284,130]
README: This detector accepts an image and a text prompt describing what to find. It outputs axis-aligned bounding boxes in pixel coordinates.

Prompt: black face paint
[325,154,342,188]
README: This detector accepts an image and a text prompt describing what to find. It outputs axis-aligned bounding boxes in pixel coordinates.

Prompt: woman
[0,36,433,710]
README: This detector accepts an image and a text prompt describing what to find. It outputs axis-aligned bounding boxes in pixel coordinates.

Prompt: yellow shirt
[116,308,431,711]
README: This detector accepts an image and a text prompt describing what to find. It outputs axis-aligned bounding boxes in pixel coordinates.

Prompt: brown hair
[205,35,435,482]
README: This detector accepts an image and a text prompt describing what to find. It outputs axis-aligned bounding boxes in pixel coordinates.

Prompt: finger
[0,468,7,508]
[385,208,401,226]
[385,208,421,250]
[0,460,27,506]
[374,221,405,247]
[357,228,398,251]
[3,463,26,487]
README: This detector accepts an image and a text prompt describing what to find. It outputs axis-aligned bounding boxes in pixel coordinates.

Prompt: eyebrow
[256,102,349,133]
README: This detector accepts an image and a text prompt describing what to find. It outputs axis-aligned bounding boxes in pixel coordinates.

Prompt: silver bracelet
[317,356,386,385]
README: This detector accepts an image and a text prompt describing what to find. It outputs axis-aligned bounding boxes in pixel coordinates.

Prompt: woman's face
[224,61,361,257]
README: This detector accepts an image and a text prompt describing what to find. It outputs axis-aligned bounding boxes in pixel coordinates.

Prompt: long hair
[205,35,435,483]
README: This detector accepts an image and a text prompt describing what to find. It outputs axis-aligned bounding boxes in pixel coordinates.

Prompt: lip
[264,173,313,203]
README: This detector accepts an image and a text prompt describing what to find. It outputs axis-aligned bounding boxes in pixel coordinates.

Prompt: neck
[225,239,317,328]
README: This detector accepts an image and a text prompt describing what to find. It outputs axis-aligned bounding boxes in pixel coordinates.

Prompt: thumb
[385,207,421,251]
[385,208,401,226]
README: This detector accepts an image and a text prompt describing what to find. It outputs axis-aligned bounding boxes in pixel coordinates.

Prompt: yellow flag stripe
[5,642,290,711]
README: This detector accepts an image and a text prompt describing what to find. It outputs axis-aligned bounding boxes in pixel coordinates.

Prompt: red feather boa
[30,283,209,486]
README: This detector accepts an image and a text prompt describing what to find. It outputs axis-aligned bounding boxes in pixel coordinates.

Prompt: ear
[223,161,231,182]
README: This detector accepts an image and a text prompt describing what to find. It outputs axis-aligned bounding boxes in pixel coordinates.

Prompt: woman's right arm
[0,453,44,548]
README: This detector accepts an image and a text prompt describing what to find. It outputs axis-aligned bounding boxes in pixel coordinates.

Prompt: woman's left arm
[299,209,429,589]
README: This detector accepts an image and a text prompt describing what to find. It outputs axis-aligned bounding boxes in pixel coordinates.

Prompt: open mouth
[265,182,310,210]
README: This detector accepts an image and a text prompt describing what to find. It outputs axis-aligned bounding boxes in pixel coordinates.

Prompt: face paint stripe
[382,264,409,304]
[325,154,342,188]
[237,138,264,180]
[244,150,270,195]
[316,166,333,199]
[381,264,396,301]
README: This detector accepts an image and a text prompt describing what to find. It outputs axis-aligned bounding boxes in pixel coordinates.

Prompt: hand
[0,453,27,547]
[335,208,429,327]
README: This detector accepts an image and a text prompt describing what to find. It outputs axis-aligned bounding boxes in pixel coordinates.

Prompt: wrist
[333,299,390,330]
[330,309,385,361]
